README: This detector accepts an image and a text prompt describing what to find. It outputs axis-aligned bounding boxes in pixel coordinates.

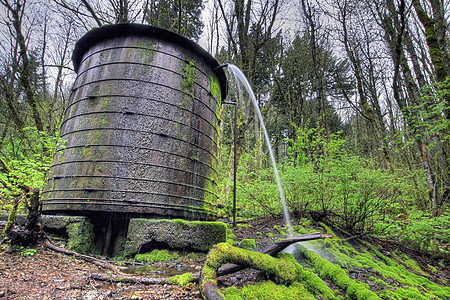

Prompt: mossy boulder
[123,218,227,256]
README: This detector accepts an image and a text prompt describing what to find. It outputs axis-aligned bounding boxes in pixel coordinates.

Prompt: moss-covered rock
[66,218,97,254]
[168,272,194,286]
[135,249,179,263]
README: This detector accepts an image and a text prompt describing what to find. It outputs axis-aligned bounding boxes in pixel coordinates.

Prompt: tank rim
[72,23,227,100]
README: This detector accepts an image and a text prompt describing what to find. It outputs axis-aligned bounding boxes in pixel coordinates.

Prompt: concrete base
[123,219,227,256]
[1,214,227,257]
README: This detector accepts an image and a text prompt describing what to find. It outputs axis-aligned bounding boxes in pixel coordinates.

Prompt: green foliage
[404,78,450,144]
[12,245,37,256]
[221,123,449,256]
[230,128,406,235]
[143,0,204,41]
[0,127,65,213]
[380,211,450,254]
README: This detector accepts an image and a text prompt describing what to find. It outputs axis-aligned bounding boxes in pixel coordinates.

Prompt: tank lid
[72,23,227,100]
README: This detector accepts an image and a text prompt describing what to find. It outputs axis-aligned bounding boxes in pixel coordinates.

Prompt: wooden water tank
[42,24,227,220]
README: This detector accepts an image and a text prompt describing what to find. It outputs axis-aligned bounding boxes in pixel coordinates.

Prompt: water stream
[226,64,293,236]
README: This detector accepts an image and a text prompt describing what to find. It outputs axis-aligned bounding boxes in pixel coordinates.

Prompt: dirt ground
[0,217,448,300]
[0,217,282,300]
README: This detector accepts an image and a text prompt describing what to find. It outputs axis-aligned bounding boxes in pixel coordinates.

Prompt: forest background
[0,0,448,257]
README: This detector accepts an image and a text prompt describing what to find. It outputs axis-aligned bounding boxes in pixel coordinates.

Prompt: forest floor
[0,217,449,299]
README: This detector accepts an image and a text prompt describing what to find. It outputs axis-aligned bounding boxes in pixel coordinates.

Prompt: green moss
[371,277,388,286]
[266,232,274,238]
[182,61,195,94]
[224,280,315,300]
[273,225,288,237]
[239,239,256,250]
[172,219,188,225]
[202,243,336,299]
[168,272,193,286]
[298,232,450,300]
[295,264,336,299]
[302,220,312,227]
[66,220,96,255]
[186,252,200,260]
[383,286,438,300]
[295,244,380,300]
[136,40,156,64]
[226,228,236,245]
[135,249,179,263]
[294,224,312,235]
[204,243,298,285]
[222,286,243,300]
[201,175,218,215]
[427,264,438,273]
[210,74,222,106]
[403,258,426,275]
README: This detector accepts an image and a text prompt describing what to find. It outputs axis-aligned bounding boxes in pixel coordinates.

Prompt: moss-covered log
[216,231,332,277]
[200,243,336,300]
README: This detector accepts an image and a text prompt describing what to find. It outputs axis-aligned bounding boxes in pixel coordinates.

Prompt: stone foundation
[1,214,227,257]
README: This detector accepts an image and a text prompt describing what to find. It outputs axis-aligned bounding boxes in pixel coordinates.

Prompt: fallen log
[201,232,333,300]
[217,232,332,276]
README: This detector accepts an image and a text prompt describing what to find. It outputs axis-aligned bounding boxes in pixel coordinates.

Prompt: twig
[44,239,125,274]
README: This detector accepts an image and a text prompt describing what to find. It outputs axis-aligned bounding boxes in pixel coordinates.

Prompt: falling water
[227,64,293,236]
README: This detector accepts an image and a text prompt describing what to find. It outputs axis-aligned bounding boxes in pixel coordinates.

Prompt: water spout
[226,64,293,236]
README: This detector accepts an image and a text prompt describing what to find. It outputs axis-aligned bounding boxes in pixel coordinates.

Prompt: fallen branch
[90,272,199,285]
[44,239,124,274]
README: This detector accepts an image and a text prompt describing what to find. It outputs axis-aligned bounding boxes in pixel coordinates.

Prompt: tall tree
[1,0,44,132]
[143,0,204,41]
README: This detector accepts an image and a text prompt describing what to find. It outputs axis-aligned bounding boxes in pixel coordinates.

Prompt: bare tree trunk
[4,0,44,132]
